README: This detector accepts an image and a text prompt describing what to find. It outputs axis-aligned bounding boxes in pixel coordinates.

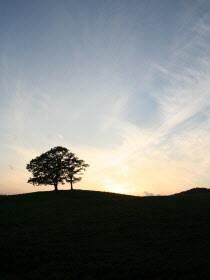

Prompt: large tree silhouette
[26,146,89,191]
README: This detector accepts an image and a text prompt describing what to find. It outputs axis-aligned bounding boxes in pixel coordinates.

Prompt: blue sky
[1,0,210,195]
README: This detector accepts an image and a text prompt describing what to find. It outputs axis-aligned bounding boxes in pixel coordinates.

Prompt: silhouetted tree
[26,146,89,191]
[64,156,89,190]
[26,146,70,191]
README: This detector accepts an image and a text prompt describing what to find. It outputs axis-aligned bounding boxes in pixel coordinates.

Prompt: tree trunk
[54,183,58,191]
[70,179,73,190]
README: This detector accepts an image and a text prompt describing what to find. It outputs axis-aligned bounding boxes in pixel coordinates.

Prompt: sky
[1,0,210,196]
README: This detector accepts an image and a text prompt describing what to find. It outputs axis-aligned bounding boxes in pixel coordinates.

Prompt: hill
[175,187,210,195]
[0,190,210,279]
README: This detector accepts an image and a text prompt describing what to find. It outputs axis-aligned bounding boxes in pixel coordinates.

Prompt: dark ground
[0,190,210,279]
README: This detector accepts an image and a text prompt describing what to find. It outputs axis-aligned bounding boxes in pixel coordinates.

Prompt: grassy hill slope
[0,190,210,279]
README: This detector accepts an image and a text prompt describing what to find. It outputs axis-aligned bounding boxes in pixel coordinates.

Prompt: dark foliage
[64,157,89,190]
[26,146,89,191]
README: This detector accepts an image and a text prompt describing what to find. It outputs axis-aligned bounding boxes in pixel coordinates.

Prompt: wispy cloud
[9,164,14,170]
[143,191,155,196]
[75,10,210,195]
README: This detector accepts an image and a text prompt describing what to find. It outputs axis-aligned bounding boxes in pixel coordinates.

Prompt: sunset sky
[1,0,210,196]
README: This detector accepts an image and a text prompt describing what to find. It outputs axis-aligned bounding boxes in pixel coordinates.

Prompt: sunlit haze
[1,0,210,196]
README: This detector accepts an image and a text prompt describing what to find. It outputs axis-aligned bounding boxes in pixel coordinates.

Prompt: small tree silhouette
[26,146,89,191]
[64,157,89,190]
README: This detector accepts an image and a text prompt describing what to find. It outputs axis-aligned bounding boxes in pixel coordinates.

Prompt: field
[0,190,210,279]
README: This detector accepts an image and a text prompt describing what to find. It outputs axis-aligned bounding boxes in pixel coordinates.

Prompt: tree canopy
[26,146,89,191]
[64,157,89,190]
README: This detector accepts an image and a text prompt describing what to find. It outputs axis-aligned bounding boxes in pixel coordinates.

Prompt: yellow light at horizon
[105,183,133,195]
